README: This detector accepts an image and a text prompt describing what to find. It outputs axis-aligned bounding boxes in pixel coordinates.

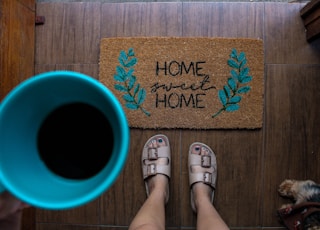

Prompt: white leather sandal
[188,142,217,213]
[142,134,171,204]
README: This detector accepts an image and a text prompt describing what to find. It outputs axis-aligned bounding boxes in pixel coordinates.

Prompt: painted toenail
[158,138,163,143]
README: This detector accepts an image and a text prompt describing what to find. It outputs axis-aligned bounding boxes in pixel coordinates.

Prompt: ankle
[147,174,169,203]
[192,183,212,210]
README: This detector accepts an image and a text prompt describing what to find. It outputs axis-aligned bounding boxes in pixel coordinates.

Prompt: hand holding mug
[0,191,30,230]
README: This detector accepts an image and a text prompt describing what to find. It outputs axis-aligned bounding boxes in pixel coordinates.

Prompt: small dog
[278,179,320,230]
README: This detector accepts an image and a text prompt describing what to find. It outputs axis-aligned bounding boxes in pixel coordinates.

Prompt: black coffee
[37,102,114,180]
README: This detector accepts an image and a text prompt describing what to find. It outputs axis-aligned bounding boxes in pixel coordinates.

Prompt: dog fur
[278,179,320,230]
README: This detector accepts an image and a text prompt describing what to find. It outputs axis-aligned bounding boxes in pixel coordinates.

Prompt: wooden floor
[29,2,320,230]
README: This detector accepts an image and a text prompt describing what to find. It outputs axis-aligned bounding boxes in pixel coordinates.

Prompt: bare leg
[189,143,229,230]
[128,174,168,230]
[193,183,229,230]
[129,134,170,230]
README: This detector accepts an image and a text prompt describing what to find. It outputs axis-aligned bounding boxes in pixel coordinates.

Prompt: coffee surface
[37,102,113,180]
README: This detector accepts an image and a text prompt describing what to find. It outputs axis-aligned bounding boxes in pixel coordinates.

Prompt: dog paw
[278,179,296,198]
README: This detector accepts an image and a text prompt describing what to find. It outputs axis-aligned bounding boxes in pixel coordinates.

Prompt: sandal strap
[142,146,171,179]
[189,171,215,188]
[146,146,170,160]
[143,162,170,178]
[189,154,212,168]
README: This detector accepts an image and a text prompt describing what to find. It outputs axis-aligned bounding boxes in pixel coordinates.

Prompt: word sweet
[150,75,215,93]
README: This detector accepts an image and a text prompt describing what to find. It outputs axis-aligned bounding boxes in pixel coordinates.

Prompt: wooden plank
[17,0,35,11]
[35,64,99,79]
[0,0,35,229]
[100,2,182,37]
[22,208,36,230]
[264,2,320,64]
[0,0,35,100]
[262,64,320,226]
[35,2,101,65]
[36,224,100,230]
[182,2,264,38]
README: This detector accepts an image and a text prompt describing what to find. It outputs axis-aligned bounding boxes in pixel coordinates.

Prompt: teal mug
[0,70,129,209]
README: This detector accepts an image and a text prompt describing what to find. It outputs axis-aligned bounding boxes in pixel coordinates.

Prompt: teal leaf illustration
[114,84,127,92]
[227,59,239,69]
[137,88,146,105]
[238,52,245,62]
[113,48,150,116]
[218,89,227,106]
[128,75,136,90]
[226,104,240,112]
[240,76,252,84]
[240,59,247,68]
[133,83,140,96]
[230,69,239,80]
[119,51,127,65]
[228,77,237,91]
[126,103,139,110]
[114,74,125,82]
[115,66,126,80]
[126,68,134,78]
[223,85,231,98]
[212,48,253,118]
[123,94,135,102]
[125,57,137,67]
[230,49,237,58]
[239,68,249,82]
[237,86,251,94]
[229,95,241,104]
[128,48,134,56]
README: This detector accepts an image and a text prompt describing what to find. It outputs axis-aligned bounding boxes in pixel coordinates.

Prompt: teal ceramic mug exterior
[0,71,130,209]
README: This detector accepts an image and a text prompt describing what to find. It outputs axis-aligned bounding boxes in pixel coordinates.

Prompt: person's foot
[192,182,213,211]
[142,134,171,204]
[145,173,169,204]
[188,142,217,212]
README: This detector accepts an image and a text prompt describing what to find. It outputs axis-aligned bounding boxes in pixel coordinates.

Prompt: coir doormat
[99,37,264,129]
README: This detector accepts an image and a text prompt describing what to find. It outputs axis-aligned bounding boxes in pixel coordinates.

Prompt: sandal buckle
[148,148,158,160]
[201,155,211,168]
[203,172,212,184]
[147,163,157,175]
